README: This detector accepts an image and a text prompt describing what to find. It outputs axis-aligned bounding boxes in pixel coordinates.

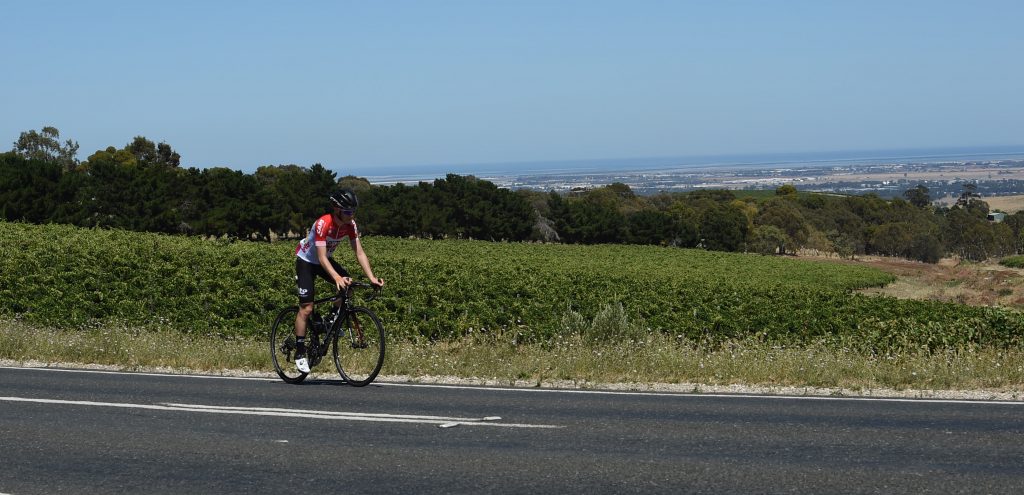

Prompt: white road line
[0,396,560,429]
[0,365,277,382]
[160,402,504,422]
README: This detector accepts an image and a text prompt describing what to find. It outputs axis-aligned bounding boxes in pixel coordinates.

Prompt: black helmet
[329,189,359,209]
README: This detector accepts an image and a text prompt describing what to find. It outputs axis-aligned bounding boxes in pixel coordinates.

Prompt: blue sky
[3,0,1022,176]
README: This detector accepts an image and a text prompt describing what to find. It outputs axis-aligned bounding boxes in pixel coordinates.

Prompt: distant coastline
[353,145,1024,185]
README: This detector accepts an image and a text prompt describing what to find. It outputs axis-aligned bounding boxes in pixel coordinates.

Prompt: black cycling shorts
[295,257,350,304]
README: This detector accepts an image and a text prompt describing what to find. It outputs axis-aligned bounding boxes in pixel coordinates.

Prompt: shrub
[1000,255,1024,269]
[3,221,1022,351]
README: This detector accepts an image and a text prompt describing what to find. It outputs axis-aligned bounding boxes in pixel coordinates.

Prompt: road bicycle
[269,281,386,386]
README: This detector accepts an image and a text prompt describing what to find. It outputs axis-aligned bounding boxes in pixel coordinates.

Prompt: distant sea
[353,145,1024,184]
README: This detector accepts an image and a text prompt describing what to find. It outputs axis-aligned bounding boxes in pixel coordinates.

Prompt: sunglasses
[338,209,355,216]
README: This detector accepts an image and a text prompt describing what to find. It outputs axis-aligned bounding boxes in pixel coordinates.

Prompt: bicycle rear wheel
[270,306,308,384]
[333,306,386,386]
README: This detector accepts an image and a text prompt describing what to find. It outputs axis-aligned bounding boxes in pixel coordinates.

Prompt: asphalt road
[1,367,1023,494]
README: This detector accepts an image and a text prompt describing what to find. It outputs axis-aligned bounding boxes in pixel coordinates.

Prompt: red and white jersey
[295,213,359,264]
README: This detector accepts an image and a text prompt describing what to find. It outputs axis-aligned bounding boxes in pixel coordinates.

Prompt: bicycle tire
[270,306,308,384]
[333,306,386,386]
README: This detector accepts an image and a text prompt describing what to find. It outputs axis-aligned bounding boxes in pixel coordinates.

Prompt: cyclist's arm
[350,237,384,287]
[317,244,350,289]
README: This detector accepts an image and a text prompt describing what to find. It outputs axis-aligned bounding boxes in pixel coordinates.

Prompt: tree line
[536,182,1021,263]
[3,126,1021,263]
[1,128,535,241]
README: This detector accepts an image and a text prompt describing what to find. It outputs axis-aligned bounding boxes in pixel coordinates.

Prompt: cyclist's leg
[294,259,325,373]
[294,258,319,338]
[294,258,350,331]
[295,259,347,330]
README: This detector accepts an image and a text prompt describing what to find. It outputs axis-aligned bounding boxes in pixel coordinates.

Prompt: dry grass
[4,318,1023,394]
[849,255,1024,308]
[385,334,1024,392]
[0,320,267,373]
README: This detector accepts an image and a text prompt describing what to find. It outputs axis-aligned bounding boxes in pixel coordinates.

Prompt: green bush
[999,255,1024,269]
[2,221,1022,350]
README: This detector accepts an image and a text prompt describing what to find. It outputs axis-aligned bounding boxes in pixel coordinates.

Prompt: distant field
[935,193,1024,213]
[983,194,1024,213]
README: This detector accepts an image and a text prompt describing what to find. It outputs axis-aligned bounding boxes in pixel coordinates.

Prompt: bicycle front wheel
[270,306,308,384]
[333,306,386,386]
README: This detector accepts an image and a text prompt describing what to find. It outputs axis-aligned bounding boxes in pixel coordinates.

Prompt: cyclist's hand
[335,276,352,291]
[369,276,385,288]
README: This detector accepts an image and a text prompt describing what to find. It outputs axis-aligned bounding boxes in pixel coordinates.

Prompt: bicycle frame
[304,283,377,365]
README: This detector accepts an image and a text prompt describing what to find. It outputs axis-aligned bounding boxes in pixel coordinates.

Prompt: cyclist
[293,188,384,373]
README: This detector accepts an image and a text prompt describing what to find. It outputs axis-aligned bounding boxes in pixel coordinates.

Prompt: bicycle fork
[348,313,368,349]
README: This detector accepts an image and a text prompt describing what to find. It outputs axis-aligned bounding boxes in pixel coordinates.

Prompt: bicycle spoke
[333,307,386,386]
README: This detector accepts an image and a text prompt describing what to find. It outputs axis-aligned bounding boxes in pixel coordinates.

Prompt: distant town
[477,158,1024,201]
